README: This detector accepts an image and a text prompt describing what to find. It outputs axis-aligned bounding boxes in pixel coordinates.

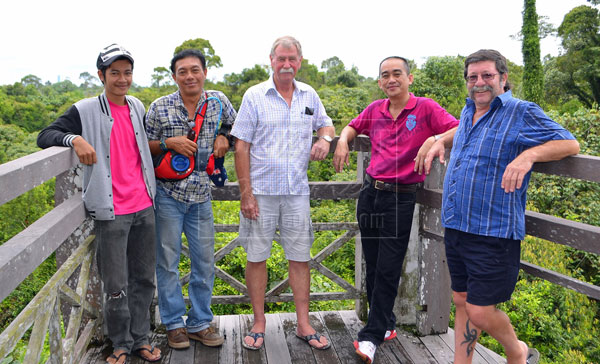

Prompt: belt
[365,175,420,193]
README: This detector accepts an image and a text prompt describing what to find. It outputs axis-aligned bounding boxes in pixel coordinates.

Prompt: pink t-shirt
[349,93,459,184]
[109,100,153,215]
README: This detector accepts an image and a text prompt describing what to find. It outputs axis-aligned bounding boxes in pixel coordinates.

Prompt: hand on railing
[72,136,97,165]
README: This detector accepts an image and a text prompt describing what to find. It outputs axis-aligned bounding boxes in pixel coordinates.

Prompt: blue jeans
[356,181,416,345]
[154,186,215,333]
[95,206,156,353]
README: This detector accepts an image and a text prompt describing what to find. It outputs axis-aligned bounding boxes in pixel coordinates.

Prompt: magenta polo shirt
[348,93,458,184]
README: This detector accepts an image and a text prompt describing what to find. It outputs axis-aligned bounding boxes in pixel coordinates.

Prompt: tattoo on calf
[461,319,477,357]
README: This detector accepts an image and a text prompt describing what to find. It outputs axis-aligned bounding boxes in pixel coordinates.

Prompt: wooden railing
[0,136,599,362]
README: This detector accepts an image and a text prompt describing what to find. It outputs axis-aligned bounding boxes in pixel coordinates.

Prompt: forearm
[337,125,358,144]
[316,126,335,138]
[234,139,253,196]
[519,139,580,164]
[435,127,457,148]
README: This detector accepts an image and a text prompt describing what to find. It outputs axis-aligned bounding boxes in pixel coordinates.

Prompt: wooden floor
[83,311,506,364]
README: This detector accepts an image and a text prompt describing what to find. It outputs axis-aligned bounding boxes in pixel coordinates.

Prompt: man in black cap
[37,44,160,364]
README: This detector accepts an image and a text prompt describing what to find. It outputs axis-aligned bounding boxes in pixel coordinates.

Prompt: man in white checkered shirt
[231,36,335,351]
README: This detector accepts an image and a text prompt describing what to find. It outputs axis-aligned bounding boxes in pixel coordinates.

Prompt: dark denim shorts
[444,228,521,306]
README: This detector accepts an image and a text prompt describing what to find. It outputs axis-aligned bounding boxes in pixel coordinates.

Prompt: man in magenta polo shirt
[333,56,458,364]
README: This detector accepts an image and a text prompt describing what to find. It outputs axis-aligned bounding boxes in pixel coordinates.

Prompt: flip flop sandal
[106,352,129,364]
[527,347,540,364]
[242,331,265,350]
[295,332,331,350]
[133,345,161,362]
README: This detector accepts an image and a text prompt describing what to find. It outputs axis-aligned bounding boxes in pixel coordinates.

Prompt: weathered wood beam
[0,146,78,205]
[0,193,86,302]
[520,261,600,300]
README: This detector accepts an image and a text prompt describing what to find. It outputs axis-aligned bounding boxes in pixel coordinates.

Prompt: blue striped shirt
[231,77,333,195]
[442,91,575,240]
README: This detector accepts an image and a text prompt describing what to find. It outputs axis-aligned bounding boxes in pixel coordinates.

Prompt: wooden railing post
[54,166,100,335]
[354,151,369,321]
[414,157,452,335]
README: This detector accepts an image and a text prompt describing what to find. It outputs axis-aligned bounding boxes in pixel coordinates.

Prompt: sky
[0,0,591,87]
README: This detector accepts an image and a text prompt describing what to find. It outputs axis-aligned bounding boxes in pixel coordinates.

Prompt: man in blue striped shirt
[428,49,579,364]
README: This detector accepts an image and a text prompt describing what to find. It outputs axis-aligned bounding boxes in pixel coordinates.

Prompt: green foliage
[521,0,544,105]
[318,86,371,132]
[151,66,173,88]
[411,56,467,117]
[174,38,223,69]
[551,5,600,108]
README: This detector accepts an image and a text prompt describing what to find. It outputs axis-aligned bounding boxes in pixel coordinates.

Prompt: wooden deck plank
[420,334,455,364]
[279,312,317,364]
[193,317,220,363]
[264,313,293,364]
[240,313,268,364]
[82,311,506,363]
[220,314,243,364]
[395,331,437,364]
[318,311,364,364]
[308,312,342,364]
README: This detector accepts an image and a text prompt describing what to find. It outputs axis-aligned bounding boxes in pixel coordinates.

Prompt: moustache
[279,68,294,74]
[470,85,493,93]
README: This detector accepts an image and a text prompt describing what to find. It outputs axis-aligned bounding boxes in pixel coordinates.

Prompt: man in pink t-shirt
[333,56,458,364]
[37,44,159,364]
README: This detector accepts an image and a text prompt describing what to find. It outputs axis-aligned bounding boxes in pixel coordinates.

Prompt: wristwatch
[159,140,168,152]
[319,135,333,143]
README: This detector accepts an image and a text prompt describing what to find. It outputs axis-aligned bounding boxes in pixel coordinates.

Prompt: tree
[79,72,99,88]
[296,59,324,89]
[151,66,172,87]
[174,38,222,69]
[521,0,544,105]
[411,56,467,117]
[554,5,600,107]
[20,75,42,89]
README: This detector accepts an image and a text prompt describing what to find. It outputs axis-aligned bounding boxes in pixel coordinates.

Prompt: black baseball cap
[96,43,134,69]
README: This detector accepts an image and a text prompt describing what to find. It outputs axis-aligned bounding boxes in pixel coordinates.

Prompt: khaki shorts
[239,195,314,262]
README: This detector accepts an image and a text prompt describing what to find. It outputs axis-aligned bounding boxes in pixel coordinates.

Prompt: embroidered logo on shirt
[406,115,417,131]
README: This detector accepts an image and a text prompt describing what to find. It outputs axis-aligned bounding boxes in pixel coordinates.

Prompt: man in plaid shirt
[146,49,236,350]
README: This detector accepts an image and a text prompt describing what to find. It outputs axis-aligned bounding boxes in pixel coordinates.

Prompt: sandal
[527,347,540,364]
[106,352,129,364]
[242,331,265,350]
[296,332,331,350]
[133,345,161,362]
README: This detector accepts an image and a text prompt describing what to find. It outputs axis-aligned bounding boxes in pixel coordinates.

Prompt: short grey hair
[270,36,303,58]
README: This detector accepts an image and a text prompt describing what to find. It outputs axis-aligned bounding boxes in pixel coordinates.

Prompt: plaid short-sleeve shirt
[146,90,236,203]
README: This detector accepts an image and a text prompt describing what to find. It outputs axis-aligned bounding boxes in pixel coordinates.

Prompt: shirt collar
[379,92,417,116]
[265,75,308,96]
[466,90,513,109]
[174,90,207,108]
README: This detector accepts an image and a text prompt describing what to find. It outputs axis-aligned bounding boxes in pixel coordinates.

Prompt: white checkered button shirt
[231,77,333,195]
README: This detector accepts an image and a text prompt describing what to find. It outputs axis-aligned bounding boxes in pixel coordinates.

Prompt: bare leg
[244,260,267,348]
[452,291,480,364]
[288,260,328,348]
[466,303,528,364]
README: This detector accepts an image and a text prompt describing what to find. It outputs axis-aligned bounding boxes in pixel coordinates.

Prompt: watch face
[322,135,333,142]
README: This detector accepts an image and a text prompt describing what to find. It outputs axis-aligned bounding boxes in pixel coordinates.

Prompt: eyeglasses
[466,73,499,83]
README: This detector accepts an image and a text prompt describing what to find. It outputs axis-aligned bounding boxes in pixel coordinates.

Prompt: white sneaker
[354,340,376,363]
[384,329,397,341]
